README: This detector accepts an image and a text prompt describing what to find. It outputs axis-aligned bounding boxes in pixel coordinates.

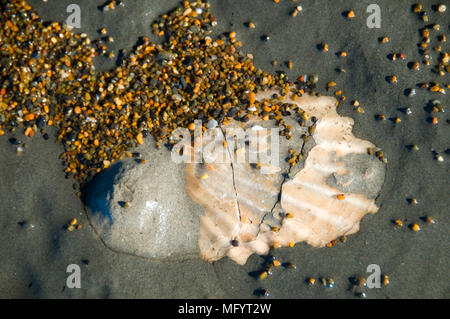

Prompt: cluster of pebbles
[0,0,318,184]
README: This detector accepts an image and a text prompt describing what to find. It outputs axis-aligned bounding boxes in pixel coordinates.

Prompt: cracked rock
[186,92,386,265]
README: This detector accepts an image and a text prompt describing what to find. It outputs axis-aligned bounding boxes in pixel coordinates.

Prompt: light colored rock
[186,92,386,265]
[185,117,308,265]
[85,139,202,259]
[185,122,281,265]
[273,92,386,249]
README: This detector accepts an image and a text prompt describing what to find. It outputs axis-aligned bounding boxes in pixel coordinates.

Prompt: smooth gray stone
[85,140,202,259]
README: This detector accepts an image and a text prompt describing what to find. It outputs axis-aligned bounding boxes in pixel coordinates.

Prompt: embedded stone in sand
[84,140,202,259]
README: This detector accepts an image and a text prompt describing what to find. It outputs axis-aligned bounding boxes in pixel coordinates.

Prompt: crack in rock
[219,126,243,228]
[186,91,386,265]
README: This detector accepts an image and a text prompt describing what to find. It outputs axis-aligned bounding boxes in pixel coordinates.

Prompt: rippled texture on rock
[263,92,386,249]
[186,92,386,265]
[185,123,283,265]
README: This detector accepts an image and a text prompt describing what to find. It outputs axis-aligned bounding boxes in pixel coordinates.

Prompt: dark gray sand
[0,0,449,298]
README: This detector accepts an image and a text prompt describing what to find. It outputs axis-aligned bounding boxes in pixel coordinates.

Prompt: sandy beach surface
[0,0,448,298]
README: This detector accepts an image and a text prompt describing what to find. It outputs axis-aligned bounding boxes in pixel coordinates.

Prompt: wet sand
[0,0,448,298]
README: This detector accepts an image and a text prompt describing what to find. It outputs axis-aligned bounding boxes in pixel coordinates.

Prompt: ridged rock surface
[186,92,386,265]
[271,93,385,248]
[185,123,284,265]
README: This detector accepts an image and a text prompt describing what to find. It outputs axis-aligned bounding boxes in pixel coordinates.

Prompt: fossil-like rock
[272,94,385,248]
[186,92,386,265]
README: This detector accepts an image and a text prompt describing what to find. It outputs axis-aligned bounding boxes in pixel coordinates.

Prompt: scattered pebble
[436,4,446,13]
[381,274,390,286]
[345,10,355,18]
[291,6,303,17]
[393,219,403,227]
[67,218,82,231]
[283,262,297,270]
[406,88,416,97]
[387,75,398,83]
[356,292,367,299]
[307,277,316,286]
[100,0,123,12]
[17,221,35,230]
[410,61,420,70]
[254,288,270,297]
[259,271,268,280]
[425,216,436,224]
[321,277,334,288]
[247,21,255,29]
[413,4,422,13]
[357,277,367,287]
